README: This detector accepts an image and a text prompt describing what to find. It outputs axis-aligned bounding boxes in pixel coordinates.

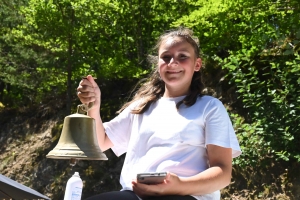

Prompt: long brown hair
[118,27,204,114]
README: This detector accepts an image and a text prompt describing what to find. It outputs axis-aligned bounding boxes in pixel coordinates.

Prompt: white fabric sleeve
[204,98,242,158]
[103,106,134,157]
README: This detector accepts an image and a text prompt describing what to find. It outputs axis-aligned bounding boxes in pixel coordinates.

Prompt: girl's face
[158,36,201,97]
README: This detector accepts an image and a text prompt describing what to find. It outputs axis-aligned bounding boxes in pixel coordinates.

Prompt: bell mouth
[46,148,108,160]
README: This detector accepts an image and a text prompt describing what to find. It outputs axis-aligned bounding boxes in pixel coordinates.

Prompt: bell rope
[77,102,94,113]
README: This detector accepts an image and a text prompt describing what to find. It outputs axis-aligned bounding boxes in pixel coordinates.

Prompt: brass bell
[46,104,108,162]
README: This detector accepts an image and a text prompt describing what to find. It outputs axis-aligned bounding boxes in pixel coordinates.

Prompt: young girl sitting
[77,27,241,200]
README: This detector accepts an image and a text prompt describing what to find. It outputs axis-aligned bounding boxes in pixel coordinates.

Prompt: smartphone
[137,172,167,184]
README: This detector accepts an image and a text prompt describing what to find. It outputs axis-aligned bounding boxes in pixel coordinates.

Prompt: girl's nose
[168,58,178,66]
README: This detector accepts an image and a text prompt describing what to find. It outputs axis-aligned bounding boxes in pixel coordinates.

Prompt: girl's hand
[132,172,181,199]
[77,75,101,110]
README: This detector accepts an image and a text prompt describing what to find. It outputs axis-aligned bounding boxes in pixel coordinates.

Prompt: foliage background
[0,0,299,199]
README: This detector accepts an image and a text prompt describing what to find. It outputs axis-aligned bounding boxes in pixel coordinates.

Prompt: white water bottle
[64,172,83,200]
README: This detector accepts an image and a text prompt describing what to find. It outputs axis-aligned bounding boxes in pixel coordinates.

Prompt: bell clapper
[69,158,78,166]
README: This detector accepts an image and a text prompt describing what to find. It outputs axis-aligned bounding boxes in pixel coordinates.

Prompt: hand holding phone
[137,172,167,185]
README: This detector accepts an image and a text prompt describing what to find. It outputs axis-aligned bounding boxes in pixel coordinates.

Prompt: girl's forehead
[161,36,185,48]
[159,36,191,52]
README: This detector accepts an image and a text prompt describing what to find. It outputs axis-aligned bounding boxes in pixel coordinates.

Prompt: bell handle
[77,102,94,113]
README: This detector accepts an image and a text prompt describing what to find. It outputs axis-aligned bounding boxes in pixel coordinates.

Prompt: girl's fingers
[86,75,99,88]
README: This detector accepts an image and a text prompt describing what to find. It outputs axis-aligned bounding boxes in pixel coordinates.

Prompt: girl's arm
[87,108,114,152]
[132,144,232,197]
[177,144,232,195]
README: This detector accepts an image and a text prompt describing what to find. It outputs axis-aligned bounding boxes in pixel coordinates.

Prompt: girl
[77,27,241,200]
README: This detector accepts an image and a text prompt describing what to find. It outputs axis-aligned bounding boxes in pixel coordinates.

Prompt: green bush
[220,51,300,166]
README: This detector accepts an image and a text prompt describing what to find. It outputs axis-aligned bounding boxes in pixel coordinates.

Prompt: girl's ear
[194,58,202,72]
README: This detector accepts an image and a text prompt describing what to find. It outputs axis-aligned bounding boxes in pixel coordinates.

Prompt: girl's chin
[163,79,181,86]
[164,81,189,90]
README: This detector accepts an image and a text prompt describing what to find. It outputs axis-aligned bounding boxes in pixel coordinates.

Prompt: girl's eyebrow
[160,48,191,54]
[177,48,190,52]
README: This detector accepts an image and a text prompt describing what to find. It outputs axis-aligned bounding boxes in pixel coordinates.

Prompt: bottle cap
[73,172,80,177]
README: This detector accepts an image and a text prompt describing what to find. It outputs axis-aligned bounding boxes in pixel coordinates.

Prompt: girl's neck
[163,86,189,98]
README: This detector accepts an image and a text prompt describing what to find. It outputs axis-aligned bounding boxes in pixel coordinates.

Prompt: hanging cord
[77,102,94,114]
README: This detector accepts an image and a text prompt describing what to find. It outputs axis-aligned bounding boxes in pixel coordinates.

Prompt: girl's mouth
[167,70,182,74]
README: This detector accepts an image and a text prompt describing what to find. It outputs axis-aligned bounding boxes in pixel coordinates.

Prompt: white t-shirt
[103,95,241,200]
